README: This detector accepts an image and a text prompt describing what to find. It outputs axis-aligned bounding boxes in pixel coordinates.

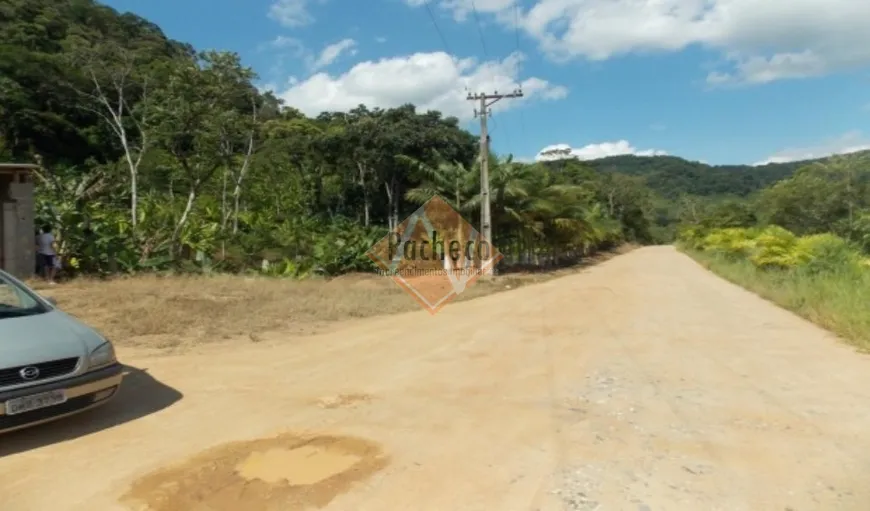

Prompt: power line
[422,0,453,57]
[513,0,530,147]
[421,0,468,91]
[484,0,524,160]
[465,0,501,154]
[469,0,490,59]
[469,0,521,160]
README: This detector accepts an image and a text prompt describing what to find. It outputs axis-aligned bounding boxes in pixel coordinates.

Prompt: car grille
[0,358,79,387]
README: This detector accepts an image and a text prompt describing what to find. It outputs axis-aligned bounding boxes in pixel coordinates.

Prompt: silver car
[0,270,122,434]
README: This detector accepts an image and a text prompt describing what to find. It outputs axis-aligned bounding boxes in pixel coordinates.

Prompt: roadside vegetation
[2,0,653,279]
[677,153,870,350]
[4,0,870,348]
[2,0,831,278]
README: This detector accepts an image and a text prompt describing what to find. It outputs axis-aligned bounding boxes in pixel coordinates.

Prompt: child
[35,224,58,284]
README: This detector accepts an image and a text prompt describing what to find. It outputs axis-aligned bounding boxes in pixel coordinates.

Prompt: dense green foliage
[680,225,866,273]
[3,0,867,279]
[677,151,870,272]
[676,152,870,347]
[676,152,870,246]
[0,0,657,277]
[585,155,806,199]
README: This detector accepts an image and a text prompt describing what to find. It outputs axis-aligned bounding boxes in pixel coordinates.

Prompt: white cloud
[708,51,830,85]
[375,37,387,43]
[535,141,668,162]
[411,0,870,84]
[267,0,314,27]
[310,39,357,71]
[754,131,870,165]
[271,51,567,120]
[259,36,356,73]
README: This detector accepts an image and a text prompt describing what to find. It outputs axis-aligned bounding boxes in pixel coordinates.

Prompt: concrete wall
[0,174,34,278]
[1,202,15,274]
[9,179,34,278]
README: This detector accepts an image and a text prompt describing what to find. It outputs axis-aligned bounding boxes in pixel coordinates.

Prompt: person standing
[35,224,58,284]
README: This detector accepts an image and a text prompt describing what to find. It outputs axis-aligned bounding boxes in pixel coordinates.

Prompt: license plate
[5,390,67,415]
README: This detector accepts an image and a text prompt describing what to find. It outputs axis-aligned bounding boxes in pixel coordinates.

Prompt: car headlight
[88,341,117,370]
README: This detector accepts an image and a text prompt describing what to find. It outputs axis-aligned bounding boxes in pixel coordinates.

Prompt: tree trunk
[232,100,257,234]
[129,159,138,229]
[384,178,395,231]
[81,65,148,231]
[392,179,400,230]
[357,162,370,227]
[232,131,254,234]
[363,189,371,227]
[110,116,143,231]
[221,168,228,231]
[172,187,198,256]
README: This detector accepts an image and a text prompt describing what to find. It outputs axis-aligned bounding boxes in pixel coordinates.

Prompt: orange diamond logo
[366,195,503,314]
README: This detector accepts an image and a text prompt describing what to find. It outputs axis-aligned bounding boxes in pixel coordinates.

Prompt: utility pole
[467,89,523,275]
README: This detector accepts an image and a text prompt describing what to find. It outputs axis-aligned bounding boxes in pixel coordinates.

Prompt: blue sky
[102,0,870,165]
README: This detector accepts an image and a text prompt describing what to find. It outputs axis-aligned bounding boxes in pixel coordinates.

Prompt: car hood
[0,310,104,368]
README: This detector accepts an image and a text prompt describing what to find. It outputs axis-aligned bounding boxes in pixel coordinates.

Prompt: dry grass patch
[28,245,634,349]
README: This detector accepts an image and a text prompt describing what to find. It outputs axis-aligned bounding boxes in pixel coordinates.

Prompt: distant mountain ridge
[573,150,870,199]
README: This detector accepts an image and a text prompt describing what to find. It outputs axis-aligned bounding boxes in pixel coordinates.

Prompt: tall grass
[683,247,870,351]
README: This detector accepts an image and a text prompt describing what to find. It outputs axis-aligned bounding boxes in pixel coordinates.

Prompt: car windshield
[0,272,47,318]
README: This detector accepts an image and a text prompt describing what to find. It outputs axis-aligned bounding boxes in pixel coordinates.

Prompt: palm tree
[489,158,622,265]
[398,152,477,213]
[396,152,478,271]
[397,152,626,269]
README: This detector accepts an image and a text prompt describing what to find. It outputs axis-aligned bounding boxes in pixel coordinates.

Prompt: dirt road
[3,246,870,510]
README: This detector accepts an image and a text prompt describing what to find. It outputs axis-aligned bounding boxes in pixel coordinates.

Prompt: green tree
[149,51,255,254]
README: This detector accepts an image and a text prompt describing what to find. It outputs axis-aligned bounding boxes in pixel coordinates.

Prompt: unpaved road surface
[3,246,870,510]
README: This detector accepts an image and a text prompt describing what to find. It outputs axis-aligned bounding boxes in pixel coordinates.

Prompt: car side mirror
[44,296,57,306]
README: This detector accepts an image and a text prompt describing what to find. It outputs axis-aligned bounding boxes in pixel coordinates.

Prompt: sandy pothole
[237,444,363,485]
[121,433,388,511]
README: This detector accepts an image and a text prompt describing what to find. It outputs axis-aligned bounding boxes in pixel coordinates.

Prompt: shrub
[794,233,860,274]
[702,227,758,261]
[684,224,866,276]
[677,225,709,250]
[748,225,802,269]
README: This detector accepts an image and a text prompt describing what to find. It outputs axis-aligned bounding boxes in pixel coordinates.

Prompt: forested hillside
[0,0,647,276]
[584,155,809,198]
[2,0,866,278]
